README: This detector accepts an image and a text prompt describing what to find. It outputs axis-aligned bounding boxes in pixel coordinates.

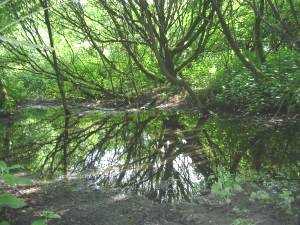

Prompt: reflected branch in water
[1,109,299,202]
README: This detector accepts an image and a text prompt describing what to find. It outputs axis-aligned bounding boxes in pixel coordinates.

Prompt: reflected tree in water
[0,109,300,202]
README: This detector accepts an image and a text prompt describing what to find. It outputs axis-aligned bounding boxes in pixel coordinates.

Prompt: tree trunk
[39,0,70,116]
[156,52,207,111]
[266,0,300,50]
[212,0,264,80]
[63,115,70,175]
[40,0,70,175]
[254,0,266,63]
[0,78,8,112]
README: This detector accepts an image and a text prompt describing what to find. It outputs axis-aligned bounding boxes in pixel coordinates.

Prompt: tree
[0,77,8,112]
[80,0,217,109]
[39,0,70,115]
[211,0,264,80]
[252,0,266,63]
[0,3,14,114]
[265,0,300,50]
[1,1,68,110]
[2,0,128,102]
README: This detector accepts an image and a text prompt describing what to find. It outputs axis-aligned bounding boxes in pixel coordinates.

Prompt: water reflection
[0,109,299,202]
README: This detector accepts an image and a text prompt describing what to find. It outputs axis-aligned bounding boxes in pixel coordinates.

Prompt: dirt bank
[2,177,298,225]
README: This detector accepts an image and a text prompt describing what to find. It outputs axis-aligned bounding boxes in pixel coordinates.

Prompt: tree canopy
[0,0,299,114]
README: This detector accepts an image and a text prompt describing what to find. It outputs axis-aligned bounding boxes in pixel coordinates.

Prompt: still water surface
[1,108,299,202]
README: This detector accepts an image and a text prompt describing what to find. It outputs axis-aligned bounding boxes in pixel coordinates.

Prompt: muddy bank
[3,178,298,225]
[15,96,300,121]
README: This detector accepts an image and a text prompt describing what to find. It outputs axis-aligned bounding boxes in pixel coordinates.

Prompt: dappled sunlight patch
[110,193,129,202]
[57,208,70,215]
[18,187,42,195]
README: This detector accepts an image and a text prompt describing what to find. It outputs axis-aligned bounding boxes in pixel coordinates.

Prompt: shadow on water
[0,108,300,203]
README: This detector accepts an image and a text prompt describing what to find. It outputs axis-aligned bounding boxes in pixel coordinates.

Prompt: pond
[1,107,300,202]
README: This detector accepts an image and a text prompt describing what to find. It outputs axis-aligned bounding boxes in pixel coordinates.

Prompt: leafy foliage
[0,194,26,209]
[0,174,32,185]
[0,0,299,114]
[31,211,61,225]
[0,160,60,225]
[210,50,300,113]
[39,210,61,220]
[210,168,243,200]
[231,218,256,225]
[0,221,10,225]
[0,161,29,224]
[31,220,47,225]
[250,187,295,215]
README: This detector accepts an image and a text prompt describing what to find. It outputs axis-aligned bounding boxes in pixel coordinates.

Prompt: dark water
[1,108,300,202]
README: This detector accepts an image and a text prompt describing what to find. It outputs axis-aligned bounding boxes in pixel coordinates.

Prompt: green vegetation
[0,0,299,114]
[210,169,299,217]
[231,218,256,225]
[31,211,61,225]
[0,106,299,224]
[0,161,60,225]
[210,168,243,200]
[210,50,300,113]
[0,161,31,224]
[0,0,299,224]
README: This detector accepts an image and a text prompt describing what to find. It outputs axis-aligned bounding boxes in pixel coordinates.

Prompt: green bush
[0,161,31,225]
[0,161,60,225]
[210,49,300,113]
[210,167,243,200]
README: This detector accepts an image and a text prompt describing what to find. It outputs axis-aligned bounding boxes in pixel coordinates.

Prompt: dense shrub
[209,49,300,114]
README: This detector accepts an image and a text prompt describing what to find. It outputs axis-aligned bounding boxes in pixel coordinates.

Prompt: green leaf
[31,220,47,225]
[0,221,10,225]
[8,164,24,171]
[15,177,32,185]
[0,174,18,185]
[40,211,61,219]
[0,194,26,209]
[0,174,32,185]
[0,161,8,174]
